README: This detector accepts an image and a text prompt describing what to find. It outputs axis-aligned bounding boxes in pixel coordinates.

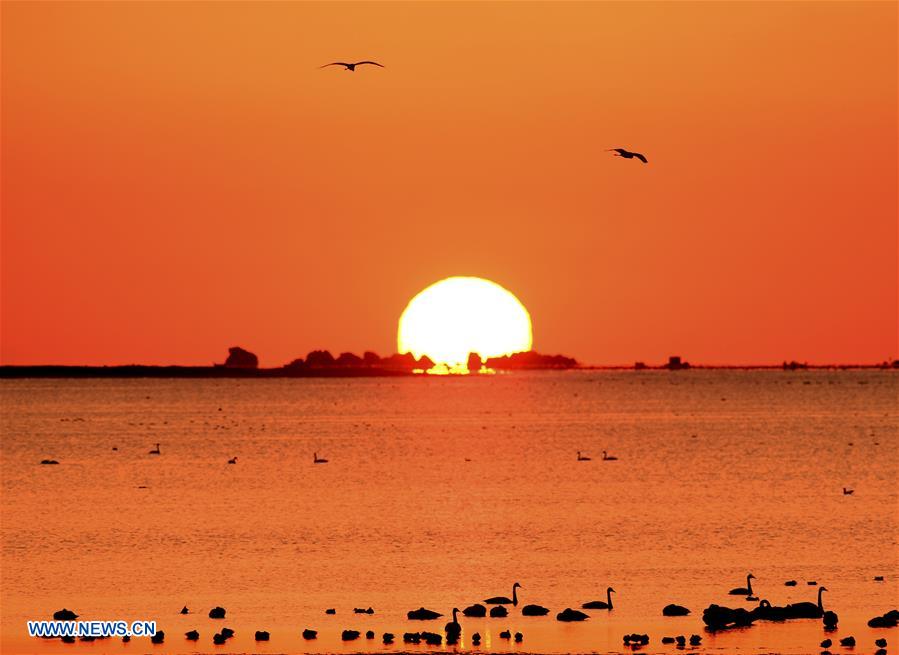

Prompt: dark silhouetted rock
[222,347,258,369]
[467,352,482,371]
[337,352,364,367]
[384,352,418,370]
[306,350,336,368]
[417,355,434,370]
[485,350,578,370]
[284,358,305,370]
[363,351,381,365]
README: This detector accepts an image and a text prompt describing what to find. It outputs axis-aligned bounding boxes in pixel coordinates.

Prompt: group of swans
[460,582,617,621]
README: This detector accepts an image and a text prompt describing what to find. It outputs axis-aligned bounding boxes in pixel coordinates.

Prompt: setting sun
[398,277,533,371]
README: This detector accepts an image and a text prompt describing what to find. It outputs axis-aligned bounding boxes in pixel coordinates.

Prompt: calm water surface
[1,371,897,654]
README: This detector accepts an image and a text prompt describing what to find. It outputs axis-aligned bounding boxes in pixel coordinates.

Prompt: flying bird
[608,148,648,164]
[320,61,384,72]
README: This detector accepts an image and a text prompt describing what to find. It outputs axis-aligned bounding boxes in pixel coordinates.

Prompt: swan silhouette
[784,587,827,618]
[522,604,550,616]
[583,587,615,609]
[462,604,486,617]
[313,453,328,464]
[444,608,461,636]
[843,487,854,495]
[577,451,591,461]
[662,604,690,616]
[320,61,384,72]
[499,629,511,639]
[729,573,755,595]
[227,457,237,464]
[557,608,589,622]
[489,606,508,617]
[149,443,161,455]
[184,630,199,641]
[602,450,618,461]
[485,582,521,605]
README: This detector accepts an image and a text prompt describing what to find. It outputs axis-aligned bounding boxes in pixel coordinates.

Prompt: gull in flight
[320,61,384,72]
[608,148,648,164]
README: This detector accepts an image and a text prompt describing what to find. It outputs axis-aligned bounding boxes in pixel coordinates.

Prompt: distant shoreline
[0,363,895,378]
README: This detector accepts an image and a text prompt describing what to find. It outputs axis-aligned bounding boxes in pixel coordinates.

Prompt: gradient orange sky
[2,1,896,366]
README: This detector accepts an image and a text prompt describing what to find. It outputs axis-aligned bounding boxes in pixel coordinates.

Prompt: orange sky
[1,1,896,366]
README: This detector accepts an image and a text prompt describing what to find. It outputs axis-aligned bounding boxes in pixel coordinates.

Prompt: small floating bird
[365,630,374,639]
[471,632,481,645]
[213,633,226,645]
[485,581,521,605]
[843,487,854,495]
[180,606,189,614]
[874,576,885,581]
[302,628,318,639]
[602,450,618,461]
[314,453,328,464]
[227,457,237,464]
[823,610,839,629]
[577,451,591,461]
[208,606,226,619]
[784,580,798,586]
[463,604,486,617]
[821,638,832,648]
[382,633,394,644]
[583,587,615,610]
[320,61,384,72]
[149,443,161,455]
[499,629,511,639]
[150,631,165,644]
[522,604,550,616]
[514,632,523,642]
[342,629,360,641]
[254,631,270,641]
[729,573,755,596]
[607,148,648,164]
[325,608,336,614]
[40,459,59,465]
[839,636,855,647]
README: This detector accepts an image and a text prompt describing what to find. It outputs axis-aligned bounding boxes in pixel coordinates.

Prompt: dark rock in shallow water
[557,608,589,622]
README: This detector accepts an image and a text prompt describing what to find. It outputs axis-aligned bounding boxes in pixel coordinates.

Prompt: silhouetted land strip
[0,348,894,378]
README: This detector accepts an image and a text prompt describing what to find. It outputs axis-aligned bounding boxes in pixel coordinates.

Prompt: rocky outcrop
[221,347,258,369]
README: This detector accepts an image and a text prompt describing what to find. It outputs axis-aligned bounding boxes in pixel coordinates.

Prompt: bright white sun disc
[397,276,532,369]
